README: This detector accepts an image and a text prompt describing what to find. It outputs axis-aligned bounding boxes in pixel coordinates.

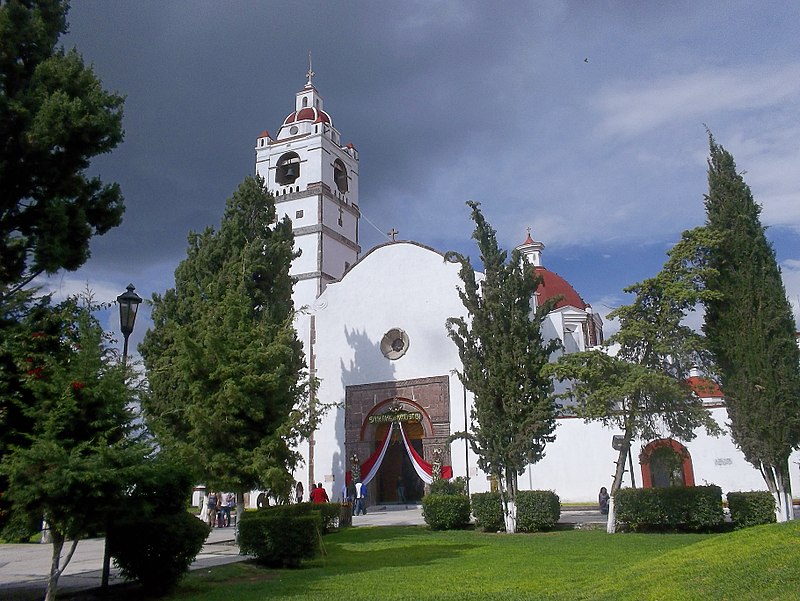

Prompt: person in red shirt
[310,483,329,504]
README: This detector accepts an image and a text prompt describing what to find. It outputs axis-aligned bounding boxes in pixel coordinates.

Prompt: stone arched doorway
[345,376,452,505]
[640,439,695,488]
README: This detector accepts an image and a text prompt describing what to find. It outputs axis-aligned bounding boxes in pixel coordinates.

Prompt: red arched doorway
[373,421,425,503]
[640,439,695,488]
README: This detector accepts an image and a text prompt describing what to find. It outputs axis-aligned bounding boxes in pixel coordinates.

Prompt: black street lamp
[117,283,142,364]
[104,284,141,588]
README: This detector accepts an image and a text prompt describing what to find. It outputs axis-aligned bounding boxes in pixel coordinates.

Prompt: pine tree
[701,135,800,521]
[140,176,313,521]
[446,201,560,533]
[0,0,125,299]
[0,296,145,601]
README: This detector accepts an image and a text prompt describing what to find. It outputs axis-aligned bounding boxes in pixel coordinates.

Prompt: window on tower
[333,159,348,193]
[276,152,301,185]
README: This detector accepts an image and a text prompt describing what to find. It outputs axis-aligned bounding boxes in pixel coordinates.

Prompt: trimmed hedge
[422,494,471,530]
[516,490,561,532]
[727,491,776,528]
[615,485,724,532]
[429,477,467,496]
[471,492,504,532]
[255,502,342,533]
[108,511,209,595]
[238,511,319,568]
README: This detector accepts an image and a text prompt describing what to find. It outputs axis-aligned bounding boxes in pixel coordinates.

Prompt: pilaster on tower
[254,75,361,310]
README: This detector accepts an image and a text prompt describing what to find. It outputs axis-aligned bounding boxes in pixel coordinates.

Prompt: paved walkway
[0,506,605,600]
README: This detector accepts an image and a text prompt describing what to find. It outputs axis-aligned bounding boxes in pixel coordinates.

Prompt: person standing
[396,476,406,504]
[206,491,219,527]
[354,481,366,515]
[346,480,357,513]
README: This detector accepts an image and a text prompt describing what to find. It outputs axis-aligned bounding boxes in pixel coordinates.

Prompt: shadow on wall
[328,326,397,493]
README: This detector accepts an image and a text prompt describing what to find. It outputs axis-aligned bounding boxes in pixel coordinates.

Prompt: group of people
[203,491,235,528]
[309,482,329,503]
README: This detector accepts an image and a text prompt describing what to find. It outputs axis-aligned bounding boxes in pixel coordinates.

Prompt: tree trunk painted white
[236,491,245,541]
[498,472,518,533]
[606,496,616,534]
[760,462,794,523]
[504,499,517,534]
[606,436,631,534]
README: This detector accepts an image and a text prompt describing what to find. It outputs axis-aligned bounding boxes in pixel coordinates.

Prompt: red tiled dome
[283,107,331,126]
[686,376,723,398]
[534,266,587,309]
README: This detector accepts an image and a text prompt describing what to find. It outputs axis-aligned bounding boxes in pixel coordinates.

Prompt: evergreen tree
[701,135,800,521]
[446,201,560,533]
[0,296,145,601]
[0,0,125,300]
[546,231,721,532]
[140,175,312,522]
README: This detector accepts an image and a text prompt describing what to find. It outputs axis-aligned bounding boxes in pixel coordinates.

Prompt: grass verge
[159,520,800,601]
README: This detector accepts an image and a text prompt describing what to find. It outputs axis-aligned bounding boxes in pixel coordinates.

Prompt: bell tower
[254,67,360,311]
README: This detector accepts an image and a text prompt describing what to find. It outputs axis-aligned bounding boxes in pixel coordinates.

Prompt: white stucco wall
[293,241,800,507]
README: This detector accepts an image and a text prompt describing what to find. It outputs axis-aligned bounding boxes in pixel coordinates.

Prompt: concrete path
[0,524,239,601]
[0,506,604,600]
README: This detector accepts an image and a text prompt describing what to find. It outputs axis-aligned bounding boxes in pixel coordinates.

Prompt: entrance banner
[352,420,454,487]
[361,421,395,486]
[399,421,434,484]
[398,422,453,482]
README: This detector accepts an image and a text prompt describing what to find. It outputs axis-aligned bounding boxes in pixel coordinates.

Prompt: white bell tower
[254,66,360,312]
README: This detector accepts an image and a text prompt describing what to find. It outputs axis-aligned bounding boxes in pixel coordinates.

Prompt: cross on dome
[306,51,315,86]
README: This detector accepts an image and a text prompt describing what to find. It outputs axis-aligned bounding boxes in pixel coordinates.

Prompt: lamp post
[102,284,142,589]
[117,283,142,364]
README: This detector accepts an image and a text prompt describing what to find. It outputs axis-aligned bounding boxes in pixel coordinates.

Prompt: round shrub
[727,491,776,528]
[429,477,467,496]
[471,492,504,532]
[238,511,319,567]
[422,494,471,530]
[515,490,561,532]
[108,511,208,595]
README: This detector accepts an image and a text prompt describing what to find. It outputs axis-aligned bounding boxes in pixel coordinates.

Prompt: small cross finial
[306,51,315,85]
[388,228,399,242]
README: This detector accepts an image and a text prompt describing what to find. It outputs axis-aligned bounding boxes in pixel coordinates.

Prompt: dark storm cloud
[56,1,800,329]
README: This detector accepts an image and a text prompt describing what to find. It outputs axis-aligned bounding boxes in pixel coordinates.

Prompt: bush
[429,477,467,496]
[107,456,207,594]
[615,485,724,532]
[253,501,342,533]
[239,511,320,567]
[108,511,208,595]
[471,492,504,532]
[727,491,776,528]
[422,494,471,530]
[516,490,561,532]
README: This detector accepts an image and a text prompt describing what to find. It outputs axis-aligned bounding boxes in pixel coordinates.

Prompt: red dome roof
[534,266,587,309]
[283,107,331,126]
[686,376,723,398]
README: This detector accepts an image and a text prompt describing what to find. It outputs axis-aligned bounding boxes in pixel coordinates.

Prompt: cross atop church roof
[306,51,315,86]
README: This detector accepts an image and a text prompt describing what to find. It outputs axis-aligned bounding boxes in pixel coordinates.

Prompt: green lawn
[170,520,800,601]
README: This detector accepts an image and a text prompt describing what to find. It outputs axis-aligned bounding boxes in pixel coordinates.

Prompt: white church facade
[253,74,800,507]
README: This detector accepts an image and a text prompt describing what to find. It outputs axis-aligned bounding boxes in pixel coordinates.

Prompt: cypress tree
[141,175,313,521]
[446,201,560,533]
[702,135,800,521]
